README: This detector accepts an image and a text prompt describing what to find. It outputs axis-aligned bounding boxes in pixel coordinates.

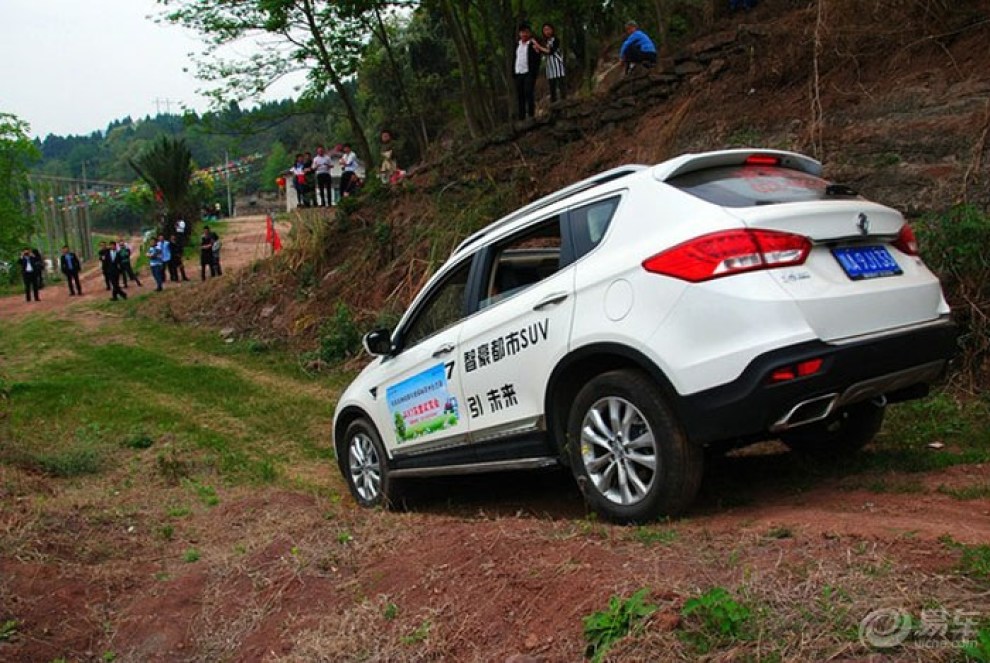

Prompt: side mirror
[362,328,394,356]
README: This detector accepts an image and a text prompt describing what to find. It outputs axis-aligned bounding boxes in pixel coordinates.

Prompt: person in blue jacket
[619,20,657,72]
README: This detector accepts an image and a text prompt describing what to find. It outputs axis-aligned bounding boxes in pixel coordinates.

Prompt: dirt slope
[167,0,990,350]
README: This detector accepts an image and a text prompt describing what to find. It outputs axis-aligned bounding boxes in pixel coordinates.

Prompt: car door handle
[432,343,455,358]
[533,292,569,311]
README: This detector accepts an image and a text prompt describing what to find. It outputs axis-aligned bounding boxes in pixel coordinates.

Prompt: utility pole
[81,161,93,259]
[224,150,234,218]
[154,98,180,135]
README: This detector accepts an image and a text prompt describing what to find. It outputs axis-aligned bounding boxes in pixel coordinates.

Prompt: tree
[261,142,289,193]
[128,135,194,238]
[159,0,415,169]
[0,113,40,261]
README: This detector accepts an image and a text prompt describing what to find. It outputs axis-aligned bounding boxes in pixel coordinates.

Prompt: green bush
[318,302,362,364]
[583,588,657,662]
[916,205,990,389]
[680,587,752,653]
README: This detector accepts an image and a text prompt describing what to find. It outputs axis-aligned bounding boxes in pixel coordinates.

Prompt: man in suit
[107,241,128,301]
[115,237,142,288]
[97,241,113,291]
[59,245,83,296]
[200,226,216,281]
[18,248,40,302]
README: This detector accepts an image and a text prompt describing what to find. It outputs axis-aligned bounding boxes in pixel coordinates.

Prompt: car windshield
[668,165,861,207]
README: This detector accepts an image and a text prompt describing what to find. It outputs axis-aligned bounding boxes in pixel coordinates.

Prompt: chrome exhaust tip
[771,393,839,432]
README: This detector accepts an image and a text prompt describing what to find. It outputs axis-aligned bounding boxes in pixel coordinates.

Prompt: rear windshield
[667,165,860,207]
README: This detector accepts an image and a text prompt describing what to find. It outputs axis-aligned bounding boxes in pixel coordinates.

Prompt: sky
[0,0,302,139]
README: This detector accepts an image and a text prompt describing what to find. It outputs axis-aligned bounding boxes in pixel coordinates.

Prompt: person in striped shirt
[533,22,566,102]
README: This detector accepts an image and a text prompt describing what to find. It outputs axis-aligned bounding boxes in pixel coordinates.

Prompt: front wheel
[340,418,400,508]
[566,369,703,523]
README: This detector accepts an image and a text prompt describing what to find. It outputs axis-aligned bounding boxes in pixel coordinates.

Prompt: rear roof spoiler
[651,149,823,181]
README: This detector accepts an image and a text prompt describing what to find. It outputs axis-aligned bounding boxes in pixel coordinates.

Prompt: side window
[402,260,472,348]
[479,217,563,310]
[570,196,620,259]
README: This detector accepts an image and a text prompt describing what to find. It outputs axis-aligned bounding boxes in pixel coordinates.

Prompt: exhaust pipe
[771,393,838,432]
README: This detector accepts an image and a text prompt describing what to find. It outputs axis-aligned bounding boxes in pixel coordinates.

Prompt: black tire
[781,400,885,458]
[565,369,703,524]
[338,418,403,508]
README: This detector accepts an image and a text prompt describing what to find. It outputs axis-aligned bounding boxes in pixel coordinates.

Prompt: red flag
[265,215,275,243]
[265,215,283,252]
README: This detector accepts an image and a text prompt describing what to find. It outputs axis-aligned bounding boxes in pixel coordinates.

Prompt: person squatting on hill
[18,248,42,302]
[60,245,82,296]
[513,23,541,120]
[620,20,658,73]
[379,130,401,185]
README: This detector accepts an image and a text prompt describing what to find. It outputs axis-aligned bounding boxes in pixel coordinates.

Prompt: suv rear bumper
[677,319,958,445]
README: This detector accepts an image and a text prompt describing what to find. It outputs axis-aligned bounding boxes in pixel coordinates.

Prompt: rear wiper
[825,184,858,197]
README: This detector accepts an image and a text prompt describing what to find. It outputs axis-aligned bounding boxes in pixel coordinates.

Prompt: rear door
[457,214,575,443]
[667,163,947,341]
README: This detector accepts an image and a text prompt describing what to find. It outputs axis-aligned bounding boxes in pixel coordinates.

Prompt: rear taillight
[642,229,811,282]
[892,224,919,256]
[769,358,824,384]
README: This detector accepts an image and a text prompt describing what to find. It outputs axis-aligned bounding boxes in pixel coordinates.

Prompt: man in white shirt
[514,24,540,121]
[312,146,334,207]
[339,144,359,198]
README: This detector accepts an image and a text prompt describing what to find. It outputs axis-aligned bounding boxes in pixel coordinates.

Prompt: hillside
[160,0,990,378]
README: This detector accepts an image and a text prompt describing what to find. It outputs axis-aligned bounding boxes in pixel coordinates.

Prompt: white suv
[333,149,956,523]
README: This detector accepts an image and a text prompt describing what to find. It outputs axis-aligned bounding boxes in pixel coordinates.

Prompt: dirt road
[0,216,285,320]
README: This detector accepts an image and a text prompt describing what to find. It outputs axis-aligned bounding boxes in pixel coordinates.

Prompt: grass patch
[183,548,201,563]
[0,619,18,641]
[400,619,431,646]
[0,313,334,489]
[35,446,103,477]
[632,526,678,546]
[936,483,990,500]
[940,536,990,583]
[679,587,752,654]
[583,588,657,662]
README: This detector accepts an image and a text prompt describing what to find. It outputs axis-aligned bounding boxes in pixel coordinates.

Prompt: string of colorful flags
[43,153,265,212]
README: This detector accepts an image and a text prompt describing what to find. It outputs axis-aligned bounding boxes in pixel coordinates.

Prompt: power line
[27,173,132,187]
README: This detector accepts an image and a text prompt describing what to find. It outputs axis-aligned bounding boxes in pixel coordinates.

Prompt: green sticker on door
[386,363,460,444]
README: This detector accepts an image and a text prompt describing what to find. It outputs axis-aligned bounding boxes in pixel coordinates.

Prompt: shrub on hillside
[916,204,990,391]
[318,302,362,364]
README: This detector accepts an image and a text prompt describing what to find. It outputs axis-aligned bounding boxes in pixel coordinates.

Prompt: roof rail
[452,164,646,256]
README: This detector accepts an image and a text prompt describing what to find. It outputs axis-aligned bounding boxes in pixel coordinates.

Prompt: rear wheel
[781,400,885,458]
[340,418,402,508]
[566,369,703,523]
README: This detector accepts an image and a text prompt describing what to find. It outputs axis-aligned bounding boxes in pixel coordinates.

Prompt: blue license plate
[832,245,902,280]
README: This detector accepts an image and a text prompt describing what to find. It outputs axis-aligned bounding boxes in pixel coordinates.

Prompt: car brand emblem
[857,213,870,236]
